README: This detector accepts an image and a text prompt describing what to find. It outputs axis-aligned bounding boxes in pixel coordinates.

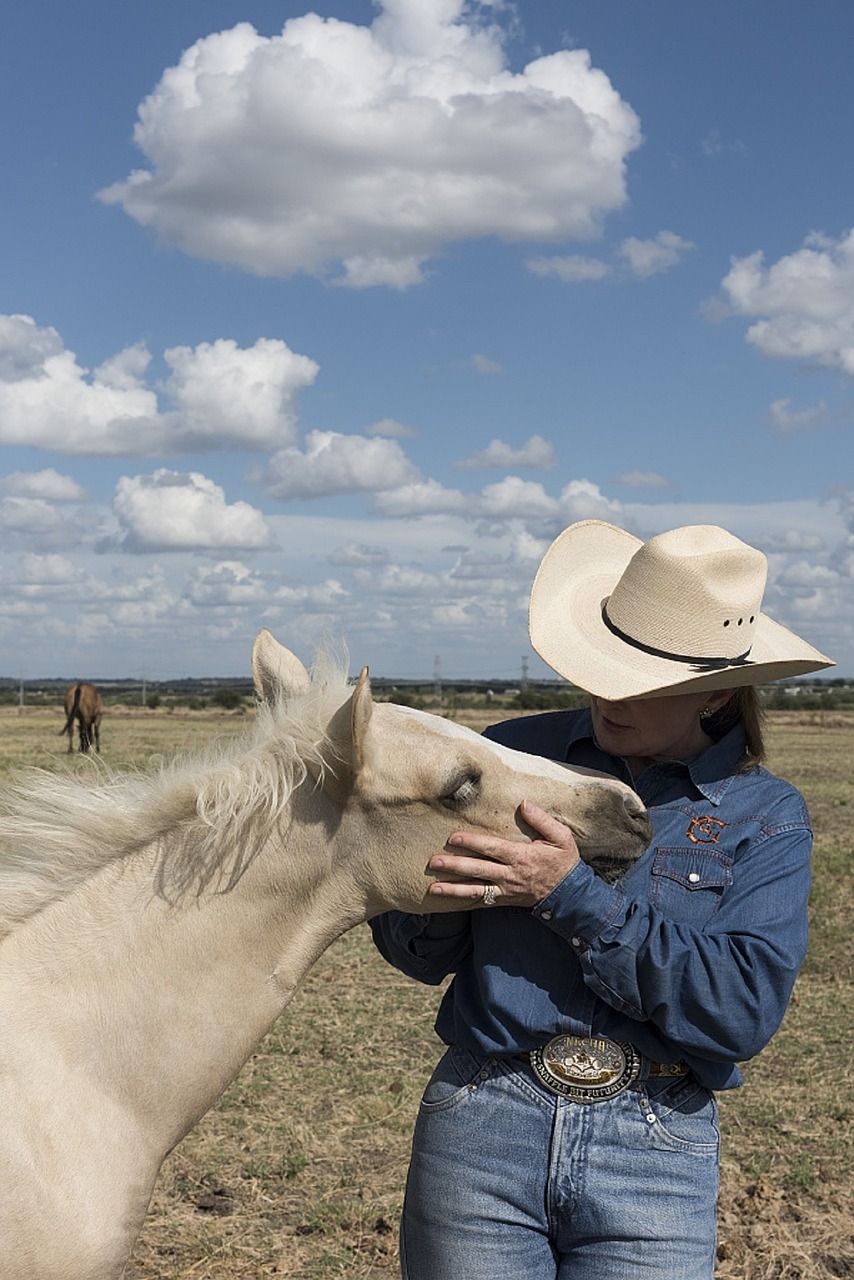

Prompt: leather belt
[528,1034,688,1104]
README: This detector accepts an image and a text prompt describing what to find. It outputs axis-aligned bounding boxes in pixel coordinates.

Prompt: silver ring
[482,883,498,907]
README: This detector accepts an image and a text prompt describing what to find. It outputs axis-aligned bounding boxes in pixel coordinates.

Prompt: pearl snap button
[541,910,553,921]
[688,872,701,884]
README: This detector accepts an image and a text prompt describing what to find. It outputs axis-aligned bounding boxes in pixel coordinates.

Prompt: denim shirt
[370,708,812,1090]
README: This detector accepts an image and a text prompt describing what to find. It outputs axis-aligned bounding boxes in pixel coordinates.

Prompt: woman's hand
[428,800,581,908]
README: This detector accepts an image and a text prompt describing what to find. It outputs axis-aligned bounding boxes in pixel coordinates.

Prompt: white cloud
[455,434,556,470]
[617,230,695,278]
[0,468,88,501]
[0,555,175,618]
[3,492,850,680]
[164,338,318,450]
[479,476,560,519]
[431,599,490,629]
[185,561,270,607]
[720,229,854,374]
[0,315,318,455]
[471,353,503,374]
[109,598,180,630]
[360,563,442,598]
[559,478,627,523]
[1,553,91,596]
[527,230,693,283]
[372,479,470,518]
[93,342,152,392]
[615,470,674,490]
[99,2,641,287]
[371,473,624,527]
[110,470,276,552]
[761,529,825,554]
[511,526,555,564]
[261,430,420,500]
[0,313,65,379]
[336,255,427,291]
[328,542,390,567]
[768,397,831,434]
[273,579,350,609]
[776,559,840,594]
[0,498,91,553]
[834,485,854,538]
[0,471,93,550]
[0,599,51,620]
[0,315,159,454]
[526,254,611,282]
[366,417,418,439]
[701,129,747,159]
[447,549,517,588]
[318,471,615,536]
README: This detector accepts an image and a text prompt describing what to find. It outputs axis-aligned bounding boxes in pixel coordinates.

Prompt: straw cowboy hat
[529,520,834,701]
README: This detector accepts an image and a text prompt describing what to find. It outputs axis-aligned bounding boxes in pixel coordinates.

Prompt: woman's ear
[706,688,736,714]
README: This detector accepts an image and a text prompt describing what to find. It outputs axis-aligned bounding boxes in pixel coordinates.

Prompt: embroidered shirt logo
[686,816,729,845]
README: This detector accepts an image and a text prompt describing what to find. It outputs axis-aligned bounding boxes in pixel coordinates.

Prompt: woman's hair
[706,686,766,769]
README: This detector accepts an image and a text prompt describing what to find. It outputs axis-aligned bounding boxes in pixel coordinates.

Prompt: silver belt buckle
[530,1034,641,1104]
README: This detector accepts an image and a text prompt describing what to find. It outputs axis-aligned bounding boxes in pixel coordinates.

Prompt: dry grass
[1,705,852,1278]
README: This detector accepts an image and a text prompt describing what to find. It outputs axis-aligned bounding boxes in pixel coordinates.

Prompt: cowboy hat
[529,520,834,700]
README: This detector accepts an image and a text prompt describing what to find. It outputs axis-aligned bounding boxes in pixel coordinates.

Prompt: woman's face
[589,689,731,766]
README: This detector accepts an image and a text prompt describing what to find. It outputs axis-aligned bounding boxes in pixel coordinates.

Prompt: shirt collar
[685,723,747,804]
[565,708,747,806]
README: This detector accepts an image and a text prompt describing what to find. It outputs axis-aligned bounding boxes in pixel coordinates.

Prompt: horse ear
[350,666,374,772]
[251,629,311,704]
[324,666,374,792]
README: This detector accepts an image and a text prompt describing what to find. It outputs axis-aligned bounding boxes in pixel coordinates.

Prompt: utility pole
[521,655,529,691]
[433,654,443,710]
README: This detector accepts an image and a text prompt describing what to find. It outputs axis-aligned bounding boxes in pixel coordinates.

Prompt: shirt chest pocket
[649,847,733,924]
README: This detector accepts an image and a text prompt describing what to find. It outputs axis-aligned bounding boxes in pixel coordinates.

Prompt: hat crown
[605,526,767,662]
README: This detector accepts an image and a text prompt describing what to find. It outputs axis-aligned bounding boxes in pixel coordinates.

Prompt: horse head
[251,630,651,917]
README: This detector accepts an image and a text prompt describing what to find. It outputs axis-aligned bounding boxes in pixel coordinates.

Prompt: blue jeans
[401,1048,720,1280]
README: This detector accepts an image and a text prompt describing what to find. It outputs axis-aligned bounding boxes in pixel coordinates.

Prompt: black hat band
[601,604,754,674]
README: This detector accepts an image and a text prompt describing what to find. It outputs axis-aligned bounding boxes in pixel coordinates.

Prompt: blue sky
[1,0,852,681]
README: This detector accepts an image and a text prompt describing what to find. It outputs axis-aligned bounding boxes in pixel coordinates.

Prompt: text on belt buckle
[530,1034,641,1104]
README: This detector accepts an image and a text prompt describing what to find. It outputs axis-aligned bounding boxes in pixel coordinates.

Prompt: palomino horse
[60,681,104,753]
[0,630,650,1280]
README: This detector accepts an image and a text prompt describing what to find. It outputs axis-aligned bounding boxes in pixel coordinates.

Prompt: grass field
[1,705,852,1279]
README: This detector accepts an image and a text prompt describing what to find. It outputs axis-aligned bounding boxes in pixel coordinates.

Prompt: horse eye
[441,772,481,810]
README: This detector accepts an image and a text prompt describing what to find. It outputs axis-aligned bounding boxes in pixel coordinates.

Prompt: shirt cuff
[531,858,626,949]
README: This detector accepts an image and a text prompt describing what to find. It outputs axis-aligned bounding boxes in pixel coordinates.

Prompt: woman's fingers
[518,799,579,850]
[427,801,582,906]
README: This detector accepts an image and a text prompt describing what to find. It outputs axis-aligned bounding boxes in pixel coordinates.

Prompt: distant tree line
[3,677,853,714]
[759,680,854,711]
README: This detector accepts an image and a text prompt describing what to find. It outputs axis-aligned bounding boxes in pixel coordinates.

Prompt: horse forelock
[0,662,353,939]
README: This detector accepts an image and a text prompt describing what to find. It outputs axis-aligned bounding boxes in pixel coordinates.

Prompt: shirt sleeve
[369,910,473,985]
[533,801,812,1064]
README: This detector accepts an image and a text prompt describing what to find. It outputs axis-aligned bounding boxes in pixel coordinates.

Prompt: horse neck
[4,791,370,1154]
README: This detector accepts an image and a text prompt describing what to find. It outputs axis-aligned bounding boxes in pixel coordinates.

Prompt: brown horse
[60,682,104,753]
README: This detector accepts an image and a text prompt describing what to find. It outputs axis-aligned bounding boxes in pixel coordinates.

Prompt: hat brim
[529,520,834,700]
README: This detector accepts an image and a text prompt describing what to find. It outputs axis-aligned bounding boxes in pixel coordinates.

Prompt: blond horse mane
[0,656,352,942]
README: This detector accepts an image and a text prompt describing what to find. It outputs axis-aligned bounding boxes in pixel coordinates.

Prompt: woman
[371,520,833,1280]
